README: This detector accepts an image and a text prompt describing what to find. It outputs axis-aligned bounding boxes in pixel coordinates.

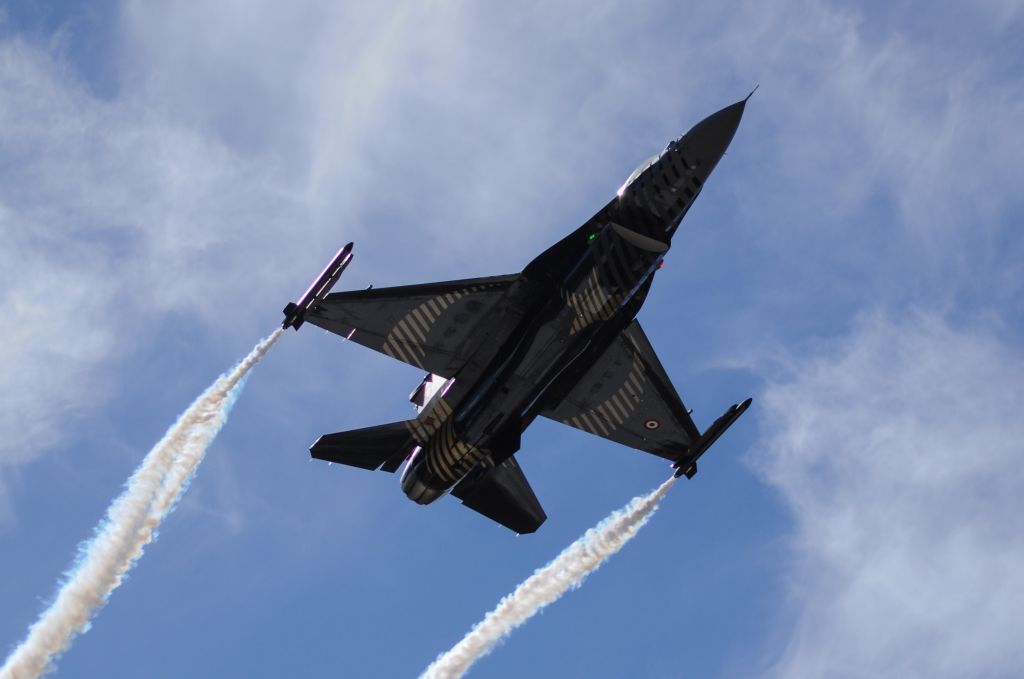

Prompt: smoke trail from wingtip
[1,329,283,679]
[421,475,676,679]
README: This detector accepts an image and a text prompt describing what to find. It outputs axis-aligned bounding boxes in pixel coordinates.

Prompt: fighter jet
[283,98,753,533]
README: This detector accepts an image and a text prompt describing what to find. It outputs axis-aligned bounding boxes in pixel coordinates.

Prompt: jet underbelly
[401,228,663,505]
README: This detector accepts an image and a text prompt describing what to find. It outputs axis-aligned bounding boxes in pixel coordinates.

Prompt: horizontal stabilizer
[310,421,415,473]
[452,456,546,534]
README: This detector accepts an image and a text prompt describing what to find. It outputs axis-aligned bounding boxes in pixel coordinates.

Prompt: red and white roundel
[643,419,660,430]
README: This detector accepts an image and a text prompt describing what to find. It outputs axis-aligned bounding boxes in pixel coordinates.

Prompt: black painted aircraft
[284,98,753,533]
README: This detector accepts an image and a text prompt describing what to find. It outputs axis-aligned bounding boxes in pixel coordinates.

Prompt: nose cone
[680,98,746,177]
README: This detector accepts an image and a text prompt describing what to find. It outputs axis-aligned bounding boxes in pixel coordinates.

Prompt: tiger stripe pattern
[561,269,627,335]
[562,338,647,435]
[403,397,455,443]
[381,284,499,367]
[622,149,704,228]
[421,416,491,483]
[403,393,491,484]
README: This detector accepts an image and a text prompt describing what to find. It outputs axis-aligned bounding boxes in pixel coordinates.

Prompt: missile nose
[679,97,747,176]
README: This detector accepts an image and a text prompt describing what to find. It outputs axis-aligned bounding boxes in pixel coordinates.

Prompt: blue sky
[2,1,1022,677]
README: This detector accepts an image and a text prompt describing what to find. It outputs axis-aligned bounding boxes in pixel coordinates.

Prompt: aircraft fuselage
[399,100,746,504]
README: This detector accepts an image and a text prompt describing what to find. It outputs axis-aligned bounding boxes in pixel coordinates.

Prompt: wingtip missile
[281,301,307,330]
[673,396,752,478]
[282,242,353,330]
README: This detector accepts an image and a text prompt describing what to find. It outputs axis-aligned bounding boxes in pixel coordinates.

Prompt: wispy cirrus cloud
[0,35,304,515]
[754,312,1024,677]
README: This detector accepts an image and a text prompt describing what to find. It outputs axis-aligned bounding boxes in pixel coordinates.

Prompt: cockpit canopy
[617,154,659,196]
[616,140,679,197]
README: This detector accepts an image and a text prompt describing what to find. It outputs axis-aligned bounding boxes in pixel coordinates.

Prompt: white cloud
[755,312,1024,677]
[0,35,306,510]
[656,0,1023,304]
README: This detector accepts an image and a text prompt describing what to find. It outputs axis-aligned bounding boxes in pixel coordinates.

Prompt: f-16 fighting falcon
[283,97,753,533]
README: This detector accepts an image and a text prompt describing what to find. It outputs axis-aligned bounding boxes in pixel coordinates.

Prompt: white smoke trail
[1,329,283,679]
[422,475,677,679]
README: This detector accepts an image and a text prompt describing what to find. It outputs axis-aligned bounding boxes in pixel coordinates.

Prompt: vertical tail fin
[452,456,547,534]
